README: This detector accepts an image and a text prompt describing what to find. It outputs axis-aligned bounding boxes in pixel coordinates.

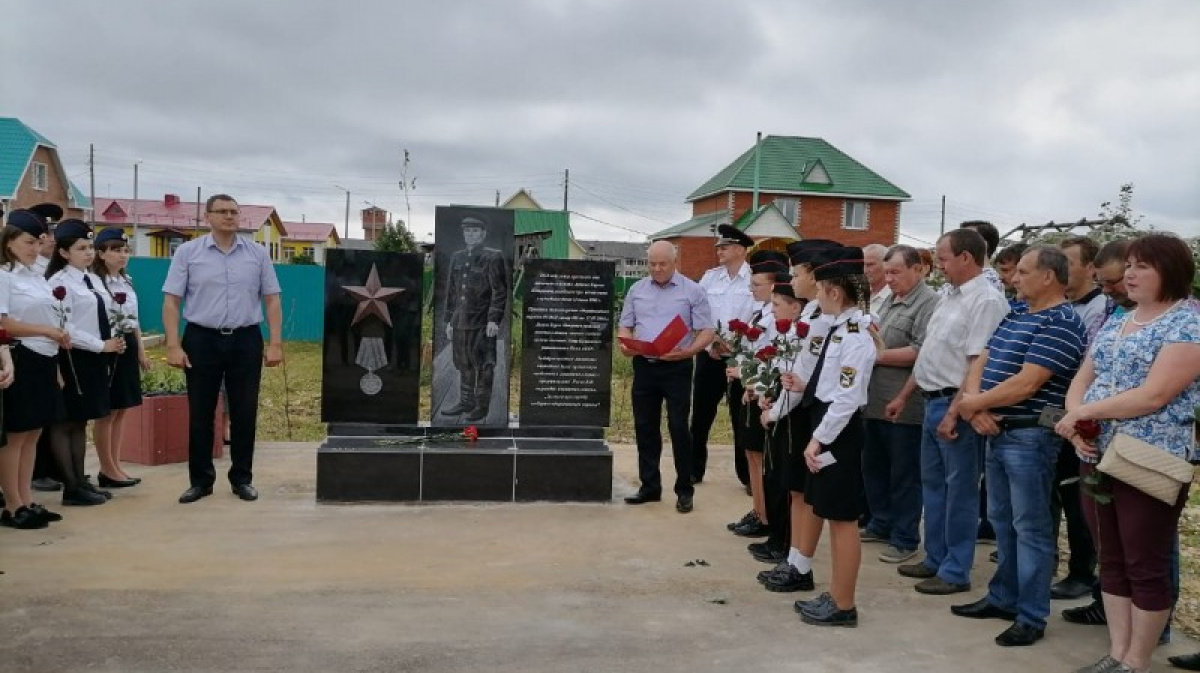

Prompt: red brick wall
[10,146,84,218]
[796,196,898,247]
[669,236,719,281]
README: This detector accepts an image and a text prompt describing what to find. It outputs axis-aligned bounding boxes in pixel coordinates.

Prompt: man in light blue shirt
[618,241,715,513]
[163,194,283,505]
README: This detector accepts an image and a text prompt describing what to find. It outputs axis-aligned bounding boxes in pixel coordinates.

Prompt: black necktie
[83,275,113,340]
[801,326,835,408]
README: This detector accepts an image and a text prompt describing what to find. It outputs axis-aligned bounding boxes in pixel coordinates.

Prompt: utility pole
[563,168,569,211]
[335,184,350,239]
[131,162,140,255]
[495,190,500,207]
[751,132,763,212]
[939,194,946,236]
[88,144,95,222]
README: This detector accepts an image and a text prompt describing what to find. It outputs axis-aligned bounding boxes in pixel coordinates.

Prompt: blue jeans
[985,426,1059,630]
[919,396,983,585]
[862,419,923,550]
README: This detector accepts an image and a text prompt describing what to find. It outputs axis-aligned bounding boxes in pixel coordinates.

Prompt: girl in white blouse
[0,211,70,528]
[92,228,147,488]
[44,220,125,507]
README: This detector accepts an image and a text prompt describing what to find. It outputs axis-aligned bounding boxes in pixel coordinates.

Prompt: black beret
[786,238,842,266]
[95,227,128,246]
[53,218,93,242]
[748,249,790,276]
[771,273,798,299]
[29,202,64,223]
[6,210,46,237]
[813,246,866,281]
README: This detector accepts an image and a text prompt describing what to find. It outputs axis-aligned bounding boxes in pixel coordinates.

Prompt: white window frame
[842,201,869,231]
[774,198,798,226]
[32,162,49,191]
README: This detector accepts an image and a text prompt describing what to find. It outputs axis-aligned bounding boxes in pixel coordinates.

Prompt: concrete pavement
[1,441,1194,673]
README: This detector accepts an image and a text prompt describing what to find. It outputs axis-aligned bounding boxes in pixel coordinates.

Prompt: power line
[569,210,656,238]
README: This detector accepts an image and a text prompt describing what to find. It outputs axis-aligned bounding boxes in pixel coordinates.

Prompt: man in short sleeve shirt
[902,229,1009,594]
[618,241,715,513]
[951,246,1086,646]
[163,194,283,504]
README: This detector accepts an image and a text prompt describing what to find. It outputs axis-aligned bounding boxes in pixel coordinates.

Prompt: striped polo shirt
[980,302,1086,417]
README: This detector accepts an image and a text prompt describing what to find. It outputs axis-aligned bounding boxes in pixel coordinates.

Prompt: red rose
[755,345,778,362]
[775,318,793,335]
[744,326,763,341]
[0,328,12,346]
[794,321,810,339]
[1075,419,1102,441]
[113,292,127,305]
[52,286,67,301]
[728,319,749,335]
[463,425,480,442]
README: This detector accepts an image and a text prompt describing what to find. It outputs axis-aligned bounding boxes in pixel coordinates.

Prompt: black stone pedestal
[316,425,612,503]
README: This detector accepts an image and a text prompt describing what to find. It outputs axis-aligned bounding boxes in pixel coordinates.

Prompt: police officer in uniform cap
[442,214,509,422]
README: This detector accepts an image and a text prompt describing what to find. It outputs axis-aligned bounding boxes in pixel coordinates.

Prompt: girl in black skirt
[797,246,877,627]
[91,228,145,488]
[44,220,126,507]
[0,210,71,528]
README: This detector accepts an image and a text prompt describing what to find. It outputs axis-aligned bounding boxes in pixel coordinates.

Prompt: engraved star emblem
[342,264,404,327]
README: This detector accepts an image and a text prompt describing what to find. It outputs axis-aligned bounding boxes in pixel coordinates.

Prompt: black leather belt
[997,416,1042,432]
[190,324,257,336]
[921,387,958,399]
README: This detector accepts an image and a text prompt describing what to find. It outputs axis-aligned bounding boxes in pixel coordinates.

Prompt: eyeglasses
[1097,276,1123,288]
[208,209,239,216]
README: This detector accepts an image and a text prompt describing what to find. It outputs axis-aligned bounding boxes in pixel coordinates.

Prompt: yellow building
[281,222,340,264]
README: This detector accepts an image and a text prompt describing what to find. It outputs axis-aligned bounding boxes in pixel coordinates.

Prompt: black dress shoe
[179,485,214,504]
[98,473,141,488]
[764,565,815,593]
[62,488,107,506]
[83,477,113,500]
[464,406,490,422]
[951,597,1018,621]
[31,477,63,492]
[1168,652,1200,671]
[28,503,63,523]
[748,542,787,564]
[442,400,474,415]
[995,622,1044,647]
[1,507,49,530]
[1050,577,1094,600]
[728,510,757,531]
[232,484,259,501]
[623,492,661,505]
[675,495,693,513]
[732,519,769,537]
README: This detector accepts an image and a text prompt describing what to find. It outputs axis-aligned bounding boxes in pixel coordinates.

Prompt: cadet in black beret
[91,227,143,489]
[45,218,127,507]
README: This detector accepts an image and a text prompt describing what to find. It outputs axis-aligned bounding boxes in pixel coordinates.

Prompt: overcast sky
[3,0,1197,245]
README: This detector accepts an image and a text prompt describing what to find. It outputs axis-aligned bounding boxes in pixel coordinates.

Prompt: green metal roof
[0,117,89,206]
[513,209,575,259]
[687,135,911,202]
[649,210,729,240]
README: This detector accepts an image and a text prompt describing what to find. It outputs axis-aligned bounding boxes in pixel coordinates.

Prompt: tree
[374,219,418,253]
[290,253,317,265]
[1095,182,1143,242]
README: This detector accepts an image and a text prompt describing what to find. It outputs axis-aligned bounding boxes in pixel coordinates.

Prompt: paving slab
[1,441,1195,673]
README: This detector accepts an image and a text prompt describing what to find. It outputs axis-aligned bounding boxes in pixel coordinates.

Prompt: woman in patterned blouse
[1056,233,1200,673]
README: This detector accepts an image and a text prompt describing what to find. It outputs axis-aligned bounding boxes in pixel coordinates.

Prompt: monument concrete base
[316,425,613,503]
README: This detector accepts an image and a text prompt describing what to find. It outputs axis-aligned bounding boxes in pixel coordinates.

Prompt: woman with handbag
[1055,233,1200,673]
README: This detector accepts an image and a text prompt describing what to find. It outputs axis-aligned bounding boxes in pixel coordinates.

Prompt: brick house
[652,135,910,279]
[0,117,90,220]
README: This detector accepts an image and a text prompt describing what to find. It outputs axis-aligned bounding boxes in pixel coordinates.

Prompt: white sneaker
[879,545,918,564]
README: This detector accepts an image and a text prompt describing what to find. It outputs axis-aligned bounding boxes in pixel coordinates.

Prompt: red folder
[619,315,689,357]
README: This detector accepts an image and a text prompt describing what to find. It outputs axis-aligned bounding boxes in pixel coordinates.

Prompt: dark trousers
[763,416,791,551]
[1051,442,1097,582]
[690,353,747,484]
[632,357,694,498]
[32,430,58,481]
[182,325,264,488]
[862,419,923,551]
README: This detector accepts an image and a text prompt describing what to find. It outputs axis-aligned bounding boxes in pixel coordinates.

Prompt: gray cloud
[2,0,1196,243]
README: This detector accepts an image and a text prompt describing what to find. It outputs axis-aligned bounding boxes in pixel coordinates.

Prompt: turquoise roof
[0,117,89,206]
[687,135,911,202]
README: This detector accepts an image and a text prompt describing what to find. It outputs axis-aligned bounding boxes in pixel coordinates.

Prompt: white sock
[789,548,812,574]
